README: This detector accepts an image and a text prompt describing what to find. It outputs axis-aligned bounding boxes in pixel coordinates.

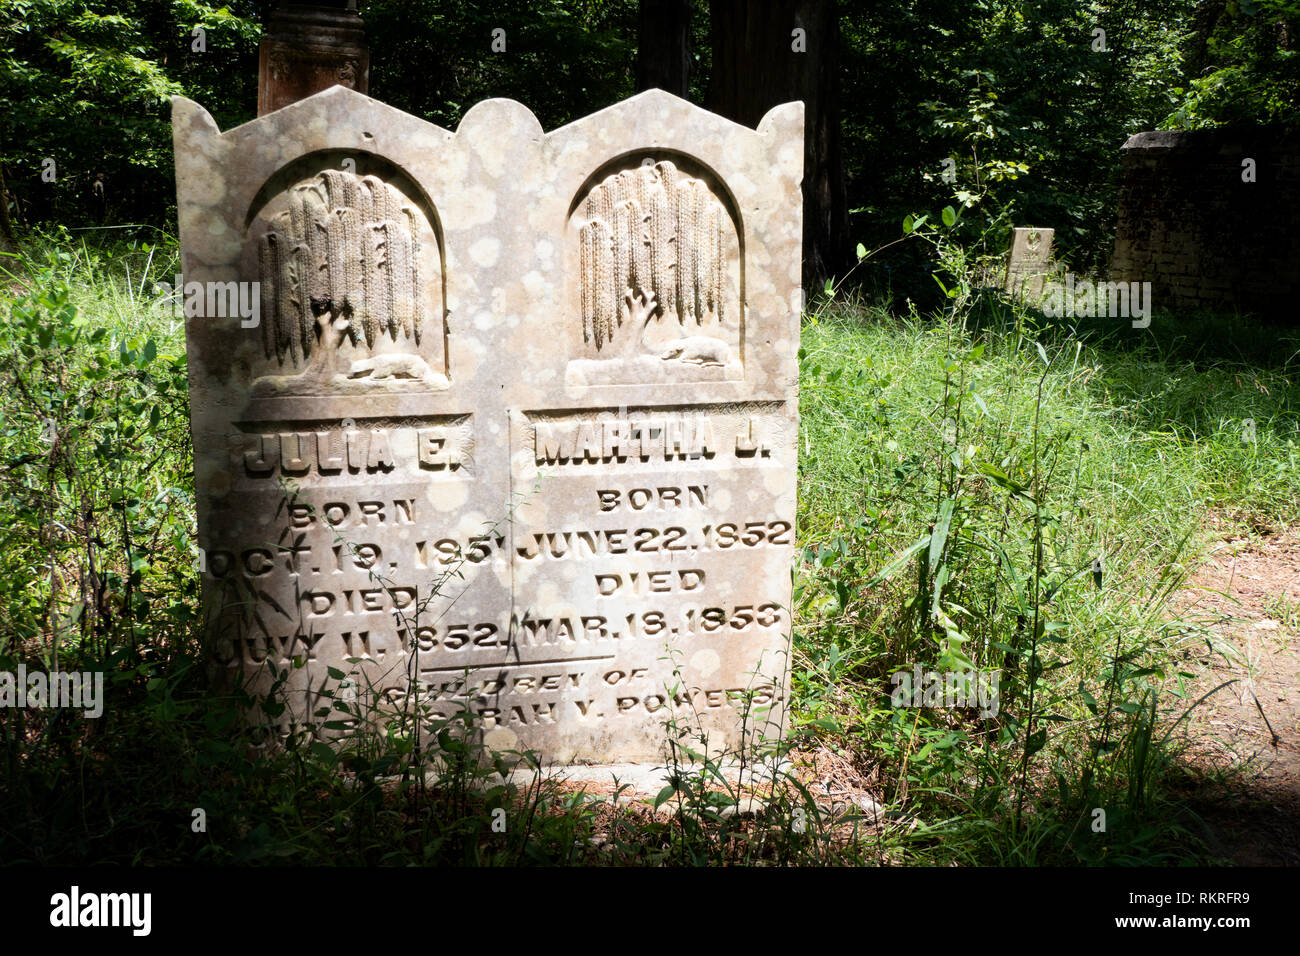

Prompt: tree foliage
[363,0,637,134]
[1164,0,1300,128]
[841,0,1205,285]
[0,0,263,226]
[0,0,1295,282]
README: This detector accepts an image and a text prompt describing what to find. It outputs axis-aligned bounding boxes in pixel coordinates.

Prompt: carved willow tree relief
[568,158,742,385]
[250,169,446,396]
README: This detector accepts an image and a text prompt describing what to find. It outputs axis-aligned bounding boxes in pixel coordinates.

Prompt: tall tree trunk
[1182,0,1229,82]
[708,0,847,285]
[0,163,17,255]
[636,0,692,97]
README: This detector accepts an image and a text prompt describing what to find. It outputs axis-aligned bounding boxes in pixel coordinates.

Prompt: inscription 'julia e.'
[239,424,468,475]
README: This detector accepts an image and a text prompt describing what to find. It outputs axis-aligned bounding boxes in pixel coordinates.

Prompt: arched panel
[566,152,744,386]
[243,151,448,396]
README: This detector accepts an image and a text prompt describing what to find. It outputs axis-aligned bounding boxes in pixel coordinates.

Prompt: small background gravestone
[173,87,803,766]
[1004,226,1054,300]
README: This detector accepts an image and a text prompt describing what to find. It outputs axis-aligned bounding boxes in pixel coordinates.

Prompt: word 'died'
[155,275,260,327]
[596,568,705,595]
[535,413,715,464]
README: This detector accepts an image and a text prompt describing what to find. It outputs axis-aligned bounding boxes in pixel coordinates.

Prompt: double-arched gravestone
[173,86,803,764]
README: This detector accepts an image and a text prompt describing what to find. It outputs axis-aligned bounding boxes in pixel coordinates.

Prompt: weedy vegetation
[2,222,1297,865]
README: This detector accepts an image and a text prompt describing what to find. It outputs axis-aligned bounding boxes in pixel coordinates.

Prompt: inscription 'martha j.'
[174,85,802,764]
[532,408,780,465]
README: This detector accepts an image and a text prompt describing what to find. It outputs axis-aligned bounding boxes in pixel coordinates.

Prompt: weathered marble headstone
[1004,226,1054,300]
[173,86,803,764]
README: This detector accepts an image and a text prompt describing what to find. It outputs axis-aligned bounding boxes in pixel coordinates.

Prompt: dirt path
[1170,522,1300,865]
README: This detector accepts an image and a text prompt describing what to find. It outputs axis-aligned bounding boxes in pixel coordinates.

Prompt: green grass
[2,230,1297,865]
[790,293,1299,864]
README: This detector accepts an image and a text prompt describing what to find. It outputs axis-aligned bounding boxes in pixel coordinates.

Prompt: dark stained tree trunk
[636,0,692,97]
[708,0,848,285]
[1182,0,1229,82]
[0,164,18,259]
[258,1,369,116]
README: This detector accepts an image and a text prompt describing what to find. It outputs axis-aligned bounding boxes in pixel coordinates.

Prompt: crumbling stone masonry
[1109,125,1299,320]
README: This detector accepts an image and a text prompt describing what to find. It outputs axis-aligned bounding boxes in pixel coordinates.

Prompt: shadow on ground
[1168,519,1300,866]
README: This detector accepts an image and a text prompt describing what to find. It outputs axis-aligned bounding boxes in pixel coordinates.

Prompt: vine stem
[1015,349,1054,832]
